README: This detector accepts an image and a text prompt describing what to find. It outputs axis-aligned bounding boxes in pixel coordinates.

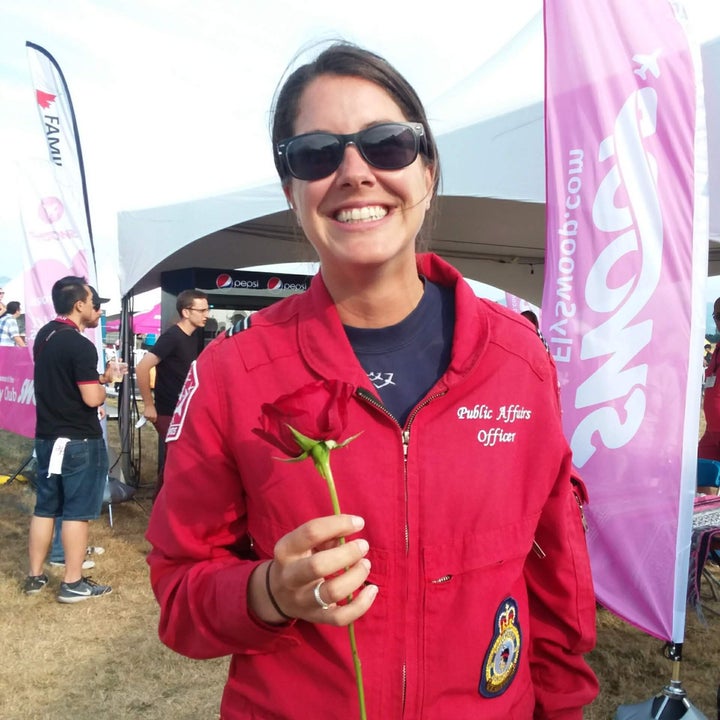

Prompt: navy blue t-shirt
[344,279,455,426]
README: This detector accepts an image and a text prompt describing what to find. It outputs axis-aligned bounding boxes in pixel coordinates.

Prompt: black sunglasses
[276,122,426,181]
[713,312,720,320]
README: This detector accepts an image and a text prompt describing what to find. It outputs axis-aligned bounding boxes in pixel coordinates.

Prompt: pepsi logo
[216,274,232,288]
[267,277,282,291]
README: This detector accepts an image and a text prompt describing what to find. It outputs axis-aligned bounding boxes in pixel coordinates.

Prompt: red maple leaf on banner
[36,90,56,109]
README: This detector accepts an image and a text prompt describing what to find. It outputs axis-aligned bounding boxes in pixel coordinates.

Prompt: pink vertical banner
[542,1,707,641]
[504,292,539,321]
[0,347,36,438]
[504,292,523,313]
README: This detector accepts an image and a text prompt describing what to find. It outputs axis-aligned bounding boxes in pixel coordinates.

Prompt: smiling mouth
[335,205,388,223]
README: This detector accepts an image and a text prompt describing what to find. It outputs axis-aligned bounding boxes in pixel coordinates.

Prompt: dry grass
[1,418,719,719]
[0,422,227,720]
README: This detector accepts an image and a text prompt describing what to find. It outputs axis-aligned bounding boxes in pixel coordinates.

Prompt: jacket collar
[298,253,488,390]
[53,316,81,331]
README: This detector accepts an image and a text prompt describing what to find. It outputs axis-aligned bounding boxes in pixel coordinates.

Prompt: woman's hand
[248,514,378,626]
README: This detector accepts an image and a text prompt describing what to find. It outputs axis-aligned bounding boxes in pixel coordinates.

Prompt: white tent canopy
[118,19,719,305]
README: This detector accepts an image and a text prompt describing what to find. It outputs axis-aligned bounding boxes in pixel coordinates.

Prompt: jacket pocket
[418,516,540,718]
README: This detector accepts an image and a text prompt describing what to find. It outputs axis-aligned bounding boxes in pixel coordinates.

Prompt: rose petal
[254,380,356,457]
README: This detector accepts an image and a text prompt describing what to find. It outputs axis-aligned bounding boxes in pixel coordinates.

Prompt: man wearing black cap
[23,276,114,603]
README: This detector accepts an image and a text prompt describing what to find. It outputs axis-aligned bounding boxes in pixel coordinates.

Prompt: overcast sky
[1,0,718,310]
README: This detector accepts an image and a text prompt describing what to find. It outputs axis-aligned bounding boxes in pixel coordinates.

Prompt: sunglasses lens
[284,123,421,181]
[286,134,343,181]
[360,124,419,170]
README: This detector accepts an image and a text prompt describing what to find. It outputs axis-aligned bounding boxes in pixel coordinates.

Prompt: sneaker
[86,546,105,556]
[57,577,112,604]
[49,559,96,570]
[23,574,49,595]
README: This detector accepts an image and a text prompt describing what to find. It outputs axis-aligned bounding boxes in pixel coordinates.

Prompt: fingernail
[360,558,371,571]
[366,584,378,599]
[351,515,365,529]
[356,538,369,555]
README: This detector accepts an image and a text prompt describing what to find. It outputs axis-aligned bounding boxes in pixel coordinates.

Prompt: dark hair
[5,301,21,315]
[270,42,440,200]
[520,309,539,328]
[52,276,88,315]
[176,289,208,316]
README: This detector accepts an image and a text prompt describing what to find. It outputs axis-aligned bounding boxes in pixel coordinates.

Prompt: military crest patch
[478,597,522,698]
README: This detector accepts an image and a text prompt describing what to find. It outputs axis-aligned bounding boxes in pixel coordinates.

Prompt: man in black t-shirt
[24,276,114,603]
[136,289,209,497]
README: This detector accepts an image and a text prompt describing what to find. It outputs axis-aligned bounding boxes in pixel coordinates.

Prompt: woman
[147,43,598,719]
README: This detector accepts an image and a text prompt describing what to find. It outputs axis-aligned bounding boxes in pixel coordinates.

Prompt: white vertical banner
[23,42,100,348]
[542,0,708,642]
[5,41,106,441]
[19,159,91,343]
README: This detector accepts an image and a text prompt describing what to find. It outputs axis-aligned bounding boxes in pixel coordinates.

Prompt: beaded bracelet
[265,560,293,622]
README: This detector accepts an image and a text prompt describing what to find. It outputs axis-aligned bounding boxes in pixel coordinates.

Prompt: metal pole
[118,293,136,486]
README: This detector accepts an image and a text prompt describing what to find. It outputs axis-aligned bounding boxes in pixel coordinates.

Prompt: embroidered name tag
[478,597,522,698]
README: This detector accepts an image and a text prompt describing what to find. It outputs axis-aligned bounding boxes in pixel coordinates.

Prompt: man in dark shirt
[136,289,209,497]
[24,276,113,602]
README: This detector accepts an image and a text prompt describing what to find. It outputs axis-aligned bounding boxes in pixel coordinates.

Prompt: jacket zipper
[401,427,410,716]
[431,574,453,584]
[402,429,410,553]
[356,389,409,713]
[356,387,447,718]
[401,390,447,554]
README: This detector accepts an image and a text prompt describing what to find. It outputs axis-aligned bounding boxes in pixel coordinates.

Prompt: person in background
[24,277,113,602]
[0,301,27,347]
[48,526,103,571]
[520,308,549,352]
[146,43,598,719]
[520,308,539,327]
[135,289,209,497]
[0,287,6,315]
[700,298,720,460]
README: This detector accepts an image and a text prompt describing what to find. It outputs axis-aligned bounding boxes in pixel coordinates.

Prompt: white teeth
[335,205,388,223]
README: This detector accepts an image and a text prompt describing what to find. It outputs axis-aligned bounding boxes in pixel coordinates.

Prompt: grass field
[1,419,719,719]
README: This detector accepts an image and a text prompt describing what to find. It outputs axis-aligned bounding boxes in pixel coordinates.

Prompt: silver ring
[313,579,330,610]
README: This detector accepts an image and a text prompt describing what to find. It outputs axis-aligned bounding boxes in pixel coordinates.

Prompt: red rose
[253,378,367,718]
[254,380,356,457]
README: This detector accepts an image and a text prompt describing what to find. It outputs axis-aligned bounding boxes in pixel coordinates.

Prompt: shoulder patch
[479,597,522,698]
[166,361,199,443]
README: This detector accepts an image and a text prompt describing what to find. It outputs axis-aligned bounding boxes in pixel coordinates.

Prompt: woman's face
[284,74,434,277]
